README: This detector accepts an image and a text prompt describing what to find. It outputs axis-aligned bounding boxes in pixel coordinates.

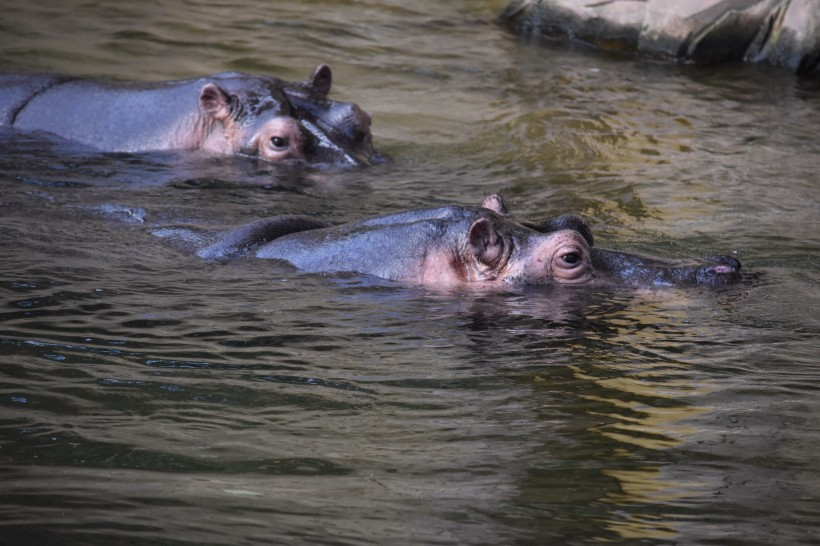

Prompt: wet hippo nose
[283,92,377,165]
[696,255,742,285]
[327,103,371,144]
[709,255,741,273]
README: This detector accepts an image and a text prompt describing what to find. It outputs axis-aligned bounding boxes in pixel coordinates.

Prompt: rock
[499,0,820,75]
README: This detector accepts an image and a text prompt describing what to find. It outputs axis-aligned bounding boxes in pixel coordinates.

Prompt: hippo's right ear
[199,83,232,121]
[307,64,332,97]
[468,218,505,267]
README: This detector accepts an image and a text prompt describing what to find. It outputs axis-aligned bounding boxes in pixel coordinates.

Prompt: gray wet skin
[0,65,376,167]
[189,194,741,288]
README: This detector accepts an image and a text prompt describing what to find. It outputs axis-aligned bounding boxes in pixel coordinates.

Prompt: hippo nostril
[712,264,735,274]
[708,255,741,272]
[325,104,371,143]
[695,255,743,285]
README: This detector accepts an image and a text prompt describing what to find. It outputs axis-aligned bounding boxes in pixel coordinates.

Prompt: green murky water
[1,1,818,544]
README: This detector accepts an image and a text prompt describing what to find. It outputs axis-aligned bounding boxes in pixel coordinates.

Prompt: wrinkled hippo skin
[0,65,377,167]
[178,194,741,288]
[499,0,820,75]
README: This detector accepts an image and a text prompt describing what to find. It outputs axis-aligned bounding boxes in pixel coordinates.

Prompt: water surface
[1,1,818,545]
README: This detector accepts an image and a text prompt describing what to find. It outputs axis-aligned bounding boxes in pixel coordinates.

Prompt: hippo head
[464,215,743,288]
[476,194,741,288]
[282,65,379,167]
[197,81,306,162]
[197,66,377,167]
[462,214,596,285]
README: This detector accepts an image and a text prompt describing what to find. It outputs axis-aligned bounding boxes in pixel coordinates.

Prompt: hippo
[171,194,741,288]
[0,65,377,167]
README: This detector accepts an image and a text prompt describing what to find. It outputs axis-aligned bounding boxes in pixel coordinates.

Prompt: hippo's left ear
[307,64,332,97]
[468,218,505,267]
[199,83,232,121]
[480,194,508,215]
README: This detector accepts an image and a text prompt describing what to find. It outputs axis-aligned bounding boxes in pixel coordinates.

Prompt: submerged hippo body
[0,65,376,167]
[189,196,741,288]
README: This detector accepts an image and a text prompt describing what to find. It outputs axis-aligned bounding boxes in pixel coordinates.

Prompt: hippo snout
[326,102,371,145]
[309,103,378,166]
[347,104,372,144]
[695,255,742,285]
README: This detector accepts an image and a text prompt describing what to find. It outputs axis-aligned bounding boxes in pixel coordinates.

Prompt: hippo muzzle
[694,256,742,285]
[300,116,377,167]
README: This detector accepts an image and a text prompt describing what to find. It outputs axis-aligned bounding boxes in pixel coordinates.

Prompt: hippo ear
[308,64,332,97]
[468,218,505,267]
[199,83,231,121]
[480,193,508,215]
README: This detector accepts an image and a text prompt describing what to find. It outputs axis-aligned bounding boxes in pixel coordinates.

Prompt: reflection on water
[571,361,714,543]
[532,296,721,543]
[1,0,819,544]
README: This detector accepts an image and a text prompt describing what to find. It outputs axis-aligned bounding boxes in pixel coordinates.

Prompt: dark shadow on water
[0,128,376,192]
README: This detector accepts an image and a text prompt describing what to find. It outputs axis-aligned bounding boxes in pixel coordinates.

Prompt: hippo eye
[551,245,592,284]
[559,252,581,267]
[269,136,288,150]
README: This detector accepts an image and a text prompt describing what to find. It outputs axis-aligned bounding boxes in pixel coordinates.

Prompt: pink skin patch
[255,118,305,162]
[407,228,594,287]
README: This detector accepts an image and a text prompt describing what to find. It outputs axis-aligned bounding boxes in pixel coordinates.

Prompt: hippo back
[0,74,75,125]
[256,218,467,281]
[10,77,215,152]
